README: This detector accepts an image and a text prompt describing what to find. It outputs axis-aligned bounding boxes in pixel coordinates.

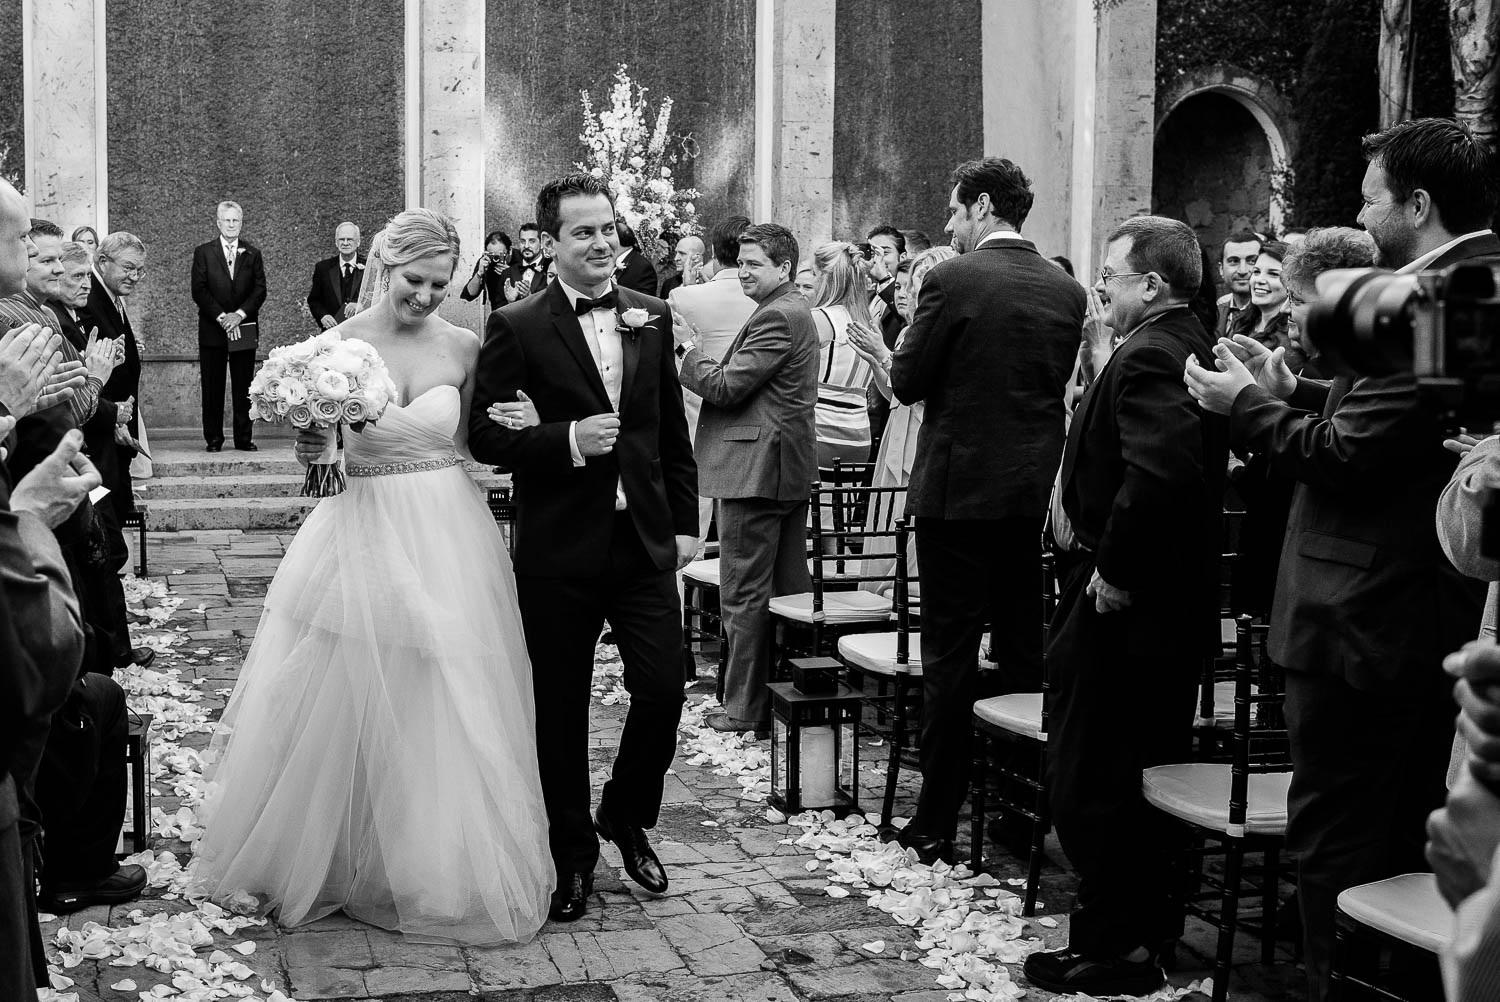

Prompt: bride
[190,208,553,945]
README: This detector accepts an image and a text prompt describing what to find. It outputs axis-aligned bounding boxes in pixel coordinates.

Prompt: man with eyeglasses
[80,232,147,523]
[1023,215,1226,998]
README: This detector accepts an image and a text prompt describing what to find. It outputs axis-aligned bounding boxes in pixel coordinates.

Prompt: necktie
[225,246,235,278]
[343,264,352,280]
[574,291,617,316]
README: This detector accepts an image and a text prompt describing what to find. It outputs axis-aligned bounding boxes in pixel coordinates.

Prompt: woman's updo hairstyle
[371,208,461,274]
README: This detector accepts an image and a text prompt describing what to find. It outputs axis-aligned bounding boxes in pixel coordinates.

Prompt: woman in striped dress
[809,241,877,469]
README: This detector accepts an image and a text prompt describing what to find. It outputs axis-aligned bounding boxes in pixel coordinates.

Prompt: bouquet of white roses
[248,332,397,497]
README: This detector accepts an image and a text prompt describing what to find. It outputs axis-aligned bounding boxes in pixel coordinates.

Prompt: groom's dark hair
[536,173,616,239]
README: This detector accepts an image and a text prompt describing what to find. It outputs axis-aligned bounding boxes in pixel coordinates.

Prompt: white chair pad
[1142,763,1291,836]
[838,632,922,676]
[1337,873,1450,954]
[973,693,1044,739]
[683,558,720,587]
[769,590,892,625]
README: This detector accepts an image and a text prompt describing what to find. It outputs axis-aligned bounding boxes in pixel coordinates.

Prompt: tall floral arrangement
[577,64,700,262]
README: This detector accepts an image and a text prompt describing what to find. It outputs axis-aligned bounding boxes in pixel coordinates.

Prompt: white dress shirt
[559,278,627,510]
[1397,230,1495,274]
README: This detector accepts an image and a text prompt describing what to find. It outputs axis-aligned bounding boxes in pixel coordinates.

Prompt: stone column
[412,0,485,331]
[1090,0,1158,259]
[23,0,105,228]
[981,0,1081,264]
[761,0,835,247]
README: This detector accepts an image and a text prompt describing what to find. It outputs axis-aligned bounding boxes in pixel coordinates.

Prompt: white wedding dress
[190,384,554,945]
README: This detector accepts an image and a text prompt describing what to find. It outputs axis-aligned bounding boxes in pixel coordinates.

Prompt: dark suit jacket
[79,279,139,438]
[874,281,903,349]
[1061,306,1227,655]
[500,258,548,301]
[892,238,1086,520]
[1231,233,1499,689]
[306,254,365,330]
[679,282,820,502]
[191,239,267,352]
[615,249,659,296]
[467,280,698,578]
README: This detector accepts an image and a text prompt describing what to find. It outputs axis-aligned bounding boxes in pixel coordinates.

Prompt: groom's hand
[675,534,698,570]
[576,413,620,456]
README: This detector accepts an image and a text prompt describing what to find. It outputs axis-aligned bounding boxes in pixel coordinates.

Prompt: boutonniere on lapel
[616,307,657,344]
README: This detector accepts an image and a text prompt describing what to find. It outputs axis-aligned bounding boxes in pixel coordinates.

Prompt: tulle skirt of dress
[190,464,554,945]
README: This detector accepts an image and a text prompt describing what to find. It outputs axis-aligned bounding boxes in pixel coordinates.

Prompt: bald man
[659,235,705,299]
[306,222,365,331]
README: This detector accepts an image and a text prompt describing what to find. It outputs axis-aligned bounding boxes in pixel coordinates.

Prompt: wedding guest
[890,158,1084,866]
[1025,216,1224,997]
[1183,118,1498,1001]
[191,200,266,452]
[794,265,816,298]
[866,225,906,348]
[49,242,93,349]
[668,215,754,543]
[1225,240,1299,369]
[659,234,704,299]
[1049,255,1074,277]
[677,223,818,734]
[503,223,547,301]
[614,217,658,295]
[460,229,510,307]
[810,242,877,469]
[903,230,932,255]
[306,221,365,330]
[69,226,97,258]
[1213,230,1260,336]
[81,231,145,521]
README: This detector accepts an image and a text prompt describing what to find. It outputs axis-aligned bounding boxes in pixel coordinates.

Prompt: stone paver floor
[42,529,1305,1002]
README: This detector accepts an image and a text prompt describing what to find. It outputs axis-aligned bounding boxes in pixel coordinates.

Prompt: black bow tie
[574,291,617,316]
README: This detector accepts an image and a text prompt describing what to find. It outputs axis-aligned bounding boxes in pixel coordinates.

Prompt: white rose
[620,308,651,329]
[280,380,308,406]
[314,369,351,401]
[311,397,343,424]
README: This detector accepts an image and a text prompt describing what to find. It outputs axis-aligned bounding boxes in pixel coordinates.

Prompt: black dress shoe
[548,870,592,923]
[235,442,258,452]
[206,443,222,453]
[892,827,955,866]
[594,805,668,893]
[117,646,155,670]
[40,864,148,915]
[1022,947,1165,997]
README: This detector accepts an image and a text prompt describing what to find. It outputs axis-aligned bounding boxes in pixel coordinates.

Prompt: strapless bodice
[344,384,461,468]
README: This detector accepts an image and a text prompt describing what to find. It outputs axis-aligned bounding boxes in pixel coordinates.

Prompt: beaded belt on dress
[345,455,462,477]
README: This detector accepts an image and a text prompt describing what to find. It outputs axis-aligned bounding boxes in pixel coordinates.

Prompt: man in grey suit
[677,223,819,732]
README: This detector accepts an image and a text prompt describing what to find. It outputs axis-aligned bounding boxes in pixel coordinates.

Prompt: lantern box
[789,655,841,695]
[120,712,153,856]
[768,682,862,817]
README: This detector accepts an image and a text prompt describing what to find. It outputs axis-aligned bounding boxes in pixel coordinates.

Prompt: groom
[469,172,699,923]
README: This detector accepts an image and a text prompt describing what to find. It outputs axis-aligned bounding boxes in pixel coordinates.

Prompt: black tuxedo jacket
[503,258,547,300]
[615,250,659,296]
[874,281,903,348]
[79,280,139,438]
[1232,232,1499,689]
[191,239,267,352]
[891,238,1086,519]
[1061,307,1227,654]
[306,254,365,330]
[467,280,698,578]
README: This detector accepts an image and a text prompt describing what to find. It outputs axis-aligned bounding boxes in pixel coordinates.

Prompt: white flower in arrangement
[313,369,351,401]
[279,379,308,406]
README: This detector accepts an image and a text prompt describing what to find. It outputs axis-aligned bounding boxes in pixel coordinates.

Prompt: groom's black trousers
[516,510,686,877]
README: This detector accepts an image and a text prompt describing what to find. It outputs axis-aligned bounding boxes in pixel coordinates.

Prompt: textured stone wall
[0,0,23,191]
[831,0,982,243]
[1152,93,1274,250]
[485,0,756,248]
[106,0,406,370]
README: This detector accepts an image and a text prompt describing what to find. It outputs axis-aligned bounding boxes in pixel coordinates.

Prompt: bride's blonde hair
[355,208,461,313]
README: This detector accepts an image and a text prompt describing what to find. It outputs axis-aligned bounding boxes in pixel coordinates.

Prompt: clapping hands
[487,390,540,431]
[0,323,87,417]
[1184,335,1296,415]
[845,320,890,368]
[83,328,119,382]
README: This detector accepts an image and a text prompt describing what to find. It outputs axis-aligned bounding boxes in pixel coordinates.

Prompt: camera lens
[1307,269,1420,376]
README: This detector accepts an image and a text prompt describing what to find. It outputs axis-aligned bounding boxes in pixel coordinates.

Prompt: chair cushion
[838,632,922,676]
[1141,763,1291,836]
[682,558,720,587]
[973,693,1044,739]
[769,590,892,625]
[1194,681,1239,728]
[1337,873,1450,954]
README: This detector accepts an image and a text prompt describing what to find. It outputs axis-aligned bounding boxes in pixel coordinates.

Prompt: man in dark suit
[191,200,266,451]
[468,173,698,925]
[80,232,145,518]
[1022,216,1225,997]
[678,223,820,733]
[500,223,548,303]
[306,222,364,331]
[889,159,1084,864]
[1185,117,1498,1002]
[613,217,659,296]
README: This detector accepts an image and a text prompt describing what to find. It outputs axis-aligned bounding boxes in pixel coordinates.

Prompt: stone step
[141,497,321,532]
[150,456,306,477]
[137,470,509,501]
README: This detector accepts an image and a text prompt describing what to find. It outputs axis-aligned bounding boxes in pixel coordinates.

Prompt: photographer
[1182,116,1499,1000]
[460,230,512,308]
